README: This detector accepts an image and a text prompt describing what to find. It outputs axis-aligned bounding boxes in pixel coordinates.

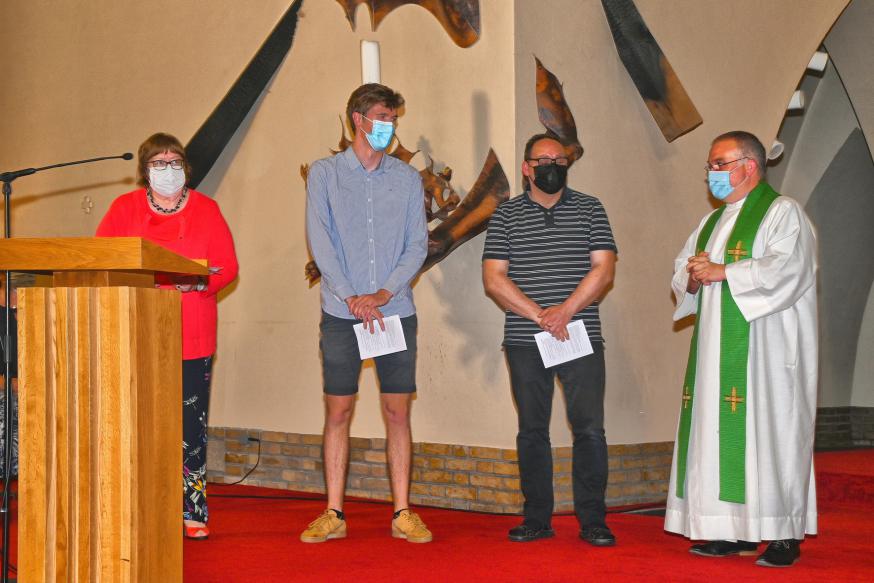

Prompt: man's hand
[346,289,393,334]
[686,251,726,287]
[538,303,573,341]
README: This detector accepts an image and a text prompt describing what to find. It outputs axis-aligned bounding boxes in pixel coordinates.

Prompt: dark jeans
[505,344,608,530]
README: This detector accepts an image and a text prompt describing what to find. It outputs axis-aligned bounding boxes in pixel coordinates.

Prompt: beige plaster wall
[0,0,847,448]
[771,66,859,206]
[0,1,290,236]
[512,0,847,444]
[826,0,874,156]
[824,0,874,409]
[204,0,518,446]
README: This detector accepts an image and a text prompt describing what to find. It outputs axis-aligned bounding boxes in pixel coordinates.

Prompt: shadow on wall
[805,128,874,406]
[197,83,274,198]
[472,91,491,172]
[12,178,135,213]
[423,237,506,389]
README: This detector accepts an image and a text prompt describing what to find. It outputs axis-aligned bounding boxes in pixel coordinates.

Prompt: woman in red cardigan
[97,133,238,540]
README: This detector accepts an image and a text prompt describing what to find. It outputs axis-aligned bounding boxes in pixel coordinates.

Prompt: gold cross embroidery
[724,387,745,413]
[726,241,747,261]
[682,386,692,410]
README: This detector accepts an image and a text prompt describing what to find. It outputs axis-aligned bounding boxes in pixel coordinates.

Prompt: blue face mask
[708,169,736,200]
[362,116,395,152]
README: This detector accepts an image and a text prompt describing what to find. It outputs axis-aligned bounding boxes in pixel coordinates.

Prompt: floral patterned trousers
[183,356,213,523]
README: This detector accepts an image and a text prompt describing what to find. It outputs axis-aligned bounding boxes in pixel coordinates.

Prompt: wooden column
[18,286,182,582]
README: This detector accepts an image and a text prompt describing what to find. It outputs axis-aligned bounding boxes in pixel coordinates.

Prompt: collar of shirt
[523,187,570,227]
[342,146,390,175]
[522,187,570,210]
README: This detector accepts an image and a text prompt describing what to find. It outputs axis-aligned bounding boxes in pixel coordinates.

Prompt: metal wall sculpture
[421,148,507,271]
[336,0,481,47]
[302,125,508,282]
[185,1,302,188]
[600,0,702,142]
[536,57,584,163]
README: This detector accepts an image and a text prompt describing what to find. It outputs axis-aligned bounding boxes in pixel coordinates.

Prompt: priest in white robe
[664,131,818,568]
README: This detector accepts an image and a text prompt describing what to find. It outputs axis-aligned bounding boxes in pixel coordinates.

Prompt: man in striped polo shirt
[483,134,618,545]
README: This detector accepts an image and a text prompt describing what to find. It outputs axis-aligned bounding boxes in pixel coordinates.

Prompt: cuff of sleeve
[725,262,770,322]
[673,291,698,321]
[333,283,356,302]
[381,278,402,298]
[482,253,509,261]
[725,262,757,297]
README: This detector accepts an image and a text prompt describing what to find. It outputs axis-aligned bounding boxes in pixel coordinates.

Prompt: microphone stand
[1,153,131,583]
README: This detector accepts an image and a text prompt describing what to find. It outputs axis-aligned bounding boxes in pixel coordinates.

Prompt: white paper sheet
[353,314,407,360]
[534,319,594,367]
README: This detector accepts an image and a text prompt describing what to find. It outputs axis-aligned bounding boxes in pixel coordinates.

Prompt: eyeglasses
[148,159,185,171]
[362,114,398,126]
[705,156,748,171]
[527,157,569,167]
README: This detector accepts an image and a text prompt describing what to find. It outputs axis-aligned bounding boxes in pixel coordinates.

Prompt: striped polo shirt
[482,188,617,346]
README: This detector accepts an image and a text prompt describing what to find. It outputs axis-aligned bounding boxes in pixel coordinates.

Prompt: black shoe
[508,523,555,542]
[755,539,801,567]
[579,526,616,547]
[689,540,759,557]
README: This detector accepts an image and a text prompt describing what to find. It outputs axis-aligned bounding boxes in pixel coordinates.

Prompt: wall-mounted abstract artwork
[600,0,702,142]
[536,57,584,163]
[185,1,302,188]
[336,0,481,47]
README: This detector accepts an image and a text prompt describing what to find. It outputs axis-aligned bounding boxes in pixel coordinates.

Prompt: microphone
[0,152,133,183]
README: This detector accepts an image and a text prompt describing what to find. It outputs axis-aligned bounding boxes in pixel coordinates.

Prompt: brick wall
[815,407,853,449]
[206,427,673,513]
[850,407,874,447]
[814,406,874,450]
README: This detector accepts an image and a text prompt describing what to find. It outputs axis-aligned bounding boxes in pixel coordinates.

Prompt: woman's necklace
[147,187,188,215]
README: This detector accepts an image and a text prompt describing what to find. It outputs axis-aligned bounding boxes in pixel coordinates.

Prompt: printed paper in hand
[353,314,408,360]
[534,320,594,367]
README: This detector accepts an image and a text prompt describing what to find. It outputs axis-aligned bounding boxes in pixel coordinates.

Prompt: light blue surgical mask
[362,116,395,152]
[707,170,734,200]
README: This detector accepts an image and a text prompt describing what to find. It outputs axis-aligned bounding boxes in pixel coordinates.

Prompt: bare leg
[324,395,356,510]
[380,393,412,511]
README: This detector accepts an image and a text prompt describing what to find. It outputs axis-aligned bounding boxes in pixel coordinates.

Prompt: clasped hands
[537,304,573,342]
[347,289,393,333]
[686,251,726,293]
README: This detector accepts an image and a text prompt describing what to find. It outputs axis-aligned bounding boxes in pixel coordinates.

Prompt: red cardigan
[97,188,239,359]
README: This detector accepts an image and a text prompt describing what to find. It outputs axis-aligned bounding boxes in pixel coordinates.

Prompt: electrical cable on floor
[211,437,262,487]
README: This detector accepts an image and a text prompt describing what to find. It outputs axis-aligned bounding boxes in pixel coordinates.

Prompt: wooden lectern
[0,237,208,582]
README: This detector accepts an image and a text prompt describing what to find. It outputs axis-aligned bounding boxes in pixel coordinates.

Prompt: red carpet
[3,451,870,580]
[182,449,874,582]
[815,449,874,509]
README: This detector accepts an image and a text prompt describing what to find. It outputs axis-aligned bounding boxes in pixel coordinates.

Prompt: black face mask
[532,164,567,194]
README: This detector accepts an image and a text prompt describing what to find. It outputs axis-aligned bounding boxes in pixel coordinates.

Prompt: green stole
[675,182,779,503]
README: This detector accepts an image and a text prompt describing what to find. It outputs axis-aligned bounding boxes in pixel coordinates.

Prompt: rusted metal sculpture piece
[600,0,702,142]
[336,0,481,47]
[535,57,584,163]
[422,148,508,271]
[422,160,460,221]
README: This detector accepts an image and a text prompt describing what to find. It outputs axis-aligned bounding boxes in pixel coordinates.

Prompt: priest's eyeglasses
[527,157,569,167]
[705,156,748,171]
[148,159,185,171]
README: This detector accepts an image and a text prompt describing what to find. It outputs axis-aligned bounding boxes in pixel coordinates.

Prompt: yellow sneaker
[391,509,432,543]
[300,509,347,543]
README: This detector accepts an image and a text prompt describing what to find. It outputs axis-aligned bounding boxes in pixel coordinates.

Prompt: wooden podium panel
[18,286,182,582]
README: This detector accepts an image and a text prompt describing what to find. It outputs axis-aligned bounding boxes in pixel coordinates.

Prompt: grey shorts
[319,311,418,396]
